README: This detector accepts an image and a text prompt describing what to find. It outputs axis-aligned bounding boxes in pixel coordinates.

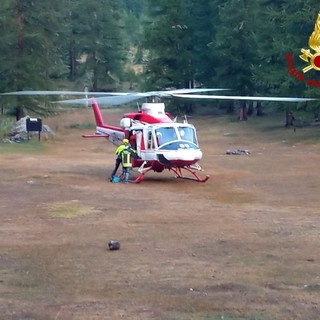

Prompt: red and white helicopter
[2,89,315,183]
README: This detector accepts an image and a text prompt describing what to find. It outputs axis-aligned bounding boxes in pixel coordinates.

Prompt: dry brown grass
[0,109,319,320]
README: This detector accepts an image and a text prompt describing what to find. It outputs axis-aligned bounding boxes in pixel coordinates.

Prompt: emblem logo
[300,12,320,72]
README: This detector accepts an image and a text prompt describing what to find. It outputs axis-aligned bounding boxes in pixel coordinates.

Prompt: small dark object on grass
[108,240,120,250]
[226,149,250,155]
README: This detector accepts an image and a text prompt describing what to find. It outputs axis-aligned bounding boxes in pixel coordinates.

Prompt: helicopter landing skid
[170,166,210,183]
[133,165,209,183]
[133,167,152,183]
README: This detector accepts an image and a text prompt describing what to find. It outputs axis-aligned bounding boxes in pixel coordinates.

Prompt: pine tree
[0,0,68,119]
[213,0,259,95]
[67,0,126,91]
[143,0,193,90]
[185,0,219,87]
[252,0,320,117]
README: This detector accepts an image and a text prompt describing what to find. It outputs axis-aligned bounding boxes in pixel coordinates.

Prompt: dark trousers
[111,157,121,177]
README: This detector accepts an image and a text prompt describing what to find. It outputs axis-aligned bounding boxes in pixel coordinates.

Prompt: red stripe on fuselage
[124,112,173,124]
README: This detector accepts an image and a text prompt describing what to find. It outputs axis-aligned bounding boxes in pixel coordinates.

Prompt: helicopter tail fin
[91,98,104,127]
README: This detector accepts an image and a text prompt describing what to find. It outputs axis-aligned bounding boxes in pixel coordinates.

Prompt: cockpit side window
[147,129,154,149]
[178,126,197,144]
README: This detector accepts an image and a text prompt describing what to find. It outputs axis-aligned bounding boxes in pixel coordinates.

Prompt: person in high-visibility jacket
[110,138,129,181]
[121,143,137,183]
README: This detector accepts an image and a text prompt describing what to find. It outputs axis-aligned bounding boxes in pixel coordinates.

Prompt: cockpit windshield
[155,127,177,146]
[155,125,198,149]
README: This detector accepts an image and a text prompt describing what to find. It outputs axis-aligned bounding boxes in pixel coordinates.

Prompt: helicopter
[83,94,210,183]
[1,89,316,183]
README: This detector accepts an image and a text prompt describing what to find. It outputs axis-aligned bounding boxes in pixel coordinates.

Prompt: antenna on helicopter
[137,102,141,112]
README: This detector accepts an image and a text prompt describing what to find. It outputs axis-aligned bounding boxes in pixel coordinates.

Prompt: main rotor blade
[56,94,146,106]
[91,89,230,105]
[1,90,130,96]
[162,88,230,95]
[172,94,316,102]
[2,89,230,107]
[3,89,315,105]
[89,89,230,105]
[95,94,148,105]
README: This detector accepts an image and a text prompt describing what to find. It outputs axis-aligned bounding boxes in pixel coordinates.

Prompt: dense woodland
[1,0,320,119]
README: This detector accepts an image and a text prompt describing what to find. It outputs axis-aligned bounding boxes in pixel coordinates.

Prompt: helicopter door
[135,131,142,156]
[142,129,157,161]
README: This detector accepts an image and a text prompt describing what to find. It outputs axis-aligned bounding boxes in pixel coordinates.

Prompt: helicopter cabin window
[147,130,154,149]
[155,127,178,146]
[178,126,197,144]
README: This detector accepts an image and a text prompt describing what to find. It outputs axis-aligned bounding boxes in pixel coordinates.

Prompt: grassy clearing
[197,112,320,144]
[42,201,100,218]
[203,316,270,320]
[0,139,45,153]
[170,313,271,320]
[1,108,320,320]
[68,122,96,129]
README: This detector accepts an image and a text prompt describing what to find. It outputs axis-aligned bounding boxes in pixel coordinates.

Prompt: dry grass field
[0,107,319,320]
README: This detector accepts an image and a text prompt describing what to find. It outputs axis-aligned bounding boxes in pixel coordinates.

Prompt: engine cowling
[120,117,132,129]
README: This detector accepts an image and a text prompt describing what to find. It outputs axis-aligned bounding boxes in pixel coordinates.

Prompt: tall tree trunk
[69,48,77,80]
[15,106,25,121]
[285,110,295,127]
[226,103,234,114]
[247,101,253,115]
[16,5,25,121]
[17,7,23,56]
[239,102,247,120]
[92,52,98,91]
[256,101,263,116]
[185,103,193,114]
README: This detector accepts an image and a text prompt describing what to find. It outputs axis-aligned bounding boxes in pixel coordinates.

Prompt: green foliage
[250,0,320,115]
[0,116,14,139]
[142,0,194,89]
[123,0,143,17]
[0,0,68,118]
[213,1,260,95]
[0,0,130,118]
[0,0,320,119]
[66,0,127,89]
[140,0,320,116]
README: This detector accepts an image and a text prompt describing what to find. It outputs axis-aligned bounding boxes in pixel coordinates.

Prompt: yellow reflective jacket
[121,149,132,168]
[115,144,126,156]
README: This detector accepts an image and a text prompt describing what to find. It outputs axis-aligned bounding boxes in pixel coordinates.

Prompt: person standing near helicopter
[120,141,138,183]
[110,138,129,181]
[120,145,133,183]
[111,138,137,182]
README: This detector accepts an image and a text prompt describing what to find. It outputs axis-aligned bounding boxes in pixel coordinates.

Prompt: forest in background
[0,0,320,119]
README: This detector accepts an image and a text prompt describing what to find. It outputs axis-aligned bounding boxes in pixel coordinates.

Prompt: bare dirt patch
[0,109,320,320]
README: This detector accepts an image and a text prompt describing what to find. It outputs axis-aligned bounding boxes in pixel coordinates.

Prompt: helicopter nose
[157,149,202,166]
[157,154,173,166]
